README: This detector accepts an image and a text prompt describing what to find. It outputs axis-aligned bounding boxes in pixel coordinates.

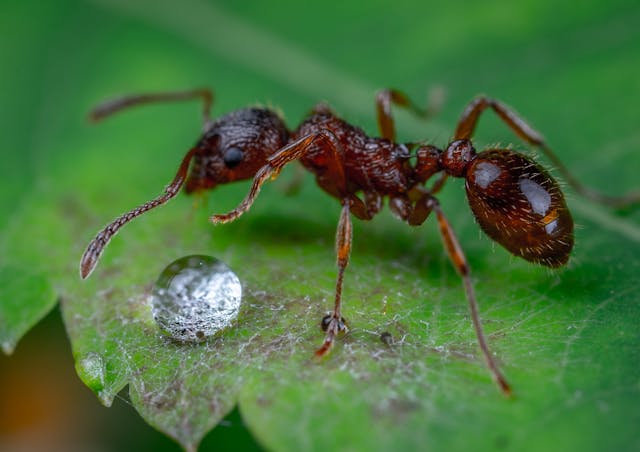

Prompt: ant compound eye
[223,147,244,168]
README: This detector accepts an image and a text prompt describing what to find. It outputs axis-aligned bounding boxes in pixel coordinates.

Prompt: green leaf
[0,265,56,354]
[3,0,640,451]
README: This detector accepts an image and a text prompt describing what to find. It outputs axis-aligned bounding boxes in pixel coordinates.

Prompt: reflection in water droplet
[151,255,242,342]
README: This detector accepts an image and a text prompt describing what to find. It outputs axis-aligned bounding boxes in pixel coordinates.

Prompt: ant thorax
[294,110,413,198]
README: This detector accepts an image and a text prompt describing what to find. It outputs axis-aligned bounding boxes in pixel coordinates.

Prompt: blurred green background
[1,0,640,451]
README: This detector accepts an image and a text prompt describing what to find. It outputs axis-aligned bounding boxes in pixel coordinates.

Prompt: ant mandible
[79,87,640,395]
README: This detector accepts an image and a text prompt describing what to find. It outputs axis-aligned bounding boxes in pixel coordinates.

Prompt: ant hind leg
[454,96,640,208]
[433,196,511,395]
[409,192,512,395]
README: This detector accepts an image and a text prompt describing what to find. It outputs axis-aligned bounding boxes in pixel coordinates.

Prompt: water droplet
[76,352,106,392]
[75,352,117,406]
[2,340,15,355]
[151,255,242,342]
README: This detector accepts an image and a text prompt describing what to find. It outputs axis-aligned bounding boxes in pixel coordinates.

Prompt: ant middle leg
[89,88,214,132]
[375,87,444,141]
[314,192,382,354]
[316,199,353,356]
[211,131,359,356]
[454,96,640,208]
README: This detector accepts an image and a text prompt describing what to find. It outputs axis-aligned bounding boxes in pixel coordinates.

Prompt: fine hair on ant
[80,87,640,395]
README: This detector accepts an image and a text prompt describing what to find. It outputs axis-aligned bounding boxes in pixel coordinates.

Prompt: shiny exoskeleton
[80,88,639,395]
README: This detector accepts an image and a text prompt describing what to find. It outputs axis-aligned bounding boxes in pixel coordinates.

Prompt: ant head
[186,108,289,193]
[464,149,574,267]
[80,107,289,279]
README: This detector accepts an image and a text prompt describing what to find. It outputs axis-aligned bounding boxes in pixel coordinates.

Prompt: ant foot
[315,314,349,357]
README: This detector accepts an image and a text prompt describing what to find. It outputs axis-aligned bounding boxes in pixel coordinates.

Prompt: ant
[80,87,640,395]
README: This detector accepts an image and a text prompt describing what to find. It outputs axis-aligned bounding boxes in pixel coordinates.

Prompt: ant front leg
[455,96,640,208]
[211,131,347,224]
[212,132,360,356]
[375,88,443,141]
[89,88,214,132]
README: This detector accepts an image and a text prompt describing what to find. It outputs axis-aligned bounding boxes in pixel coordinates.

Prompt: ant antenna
[79,147,198,279]
[89,89,214,131]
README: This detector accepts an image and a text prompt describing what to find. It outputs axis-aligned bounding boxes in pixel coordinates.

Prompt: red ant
[80,87,640,395]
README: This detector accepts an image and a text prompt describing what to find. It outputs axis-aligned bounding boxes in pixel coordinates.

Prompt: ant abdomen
[465,149,574,267]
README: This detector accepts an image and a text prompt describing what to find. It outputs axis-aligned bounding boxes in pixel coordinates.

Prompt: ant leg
[363,191,383,218]
[389,180,447,225]
[89,88,214,132]
[375,88,444,141]
[212,132,359,355]
[211,131,346,224]
[315,200,352,356]
[80,146,199,279]
[422,195,512,395]
[454,97,640,208]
